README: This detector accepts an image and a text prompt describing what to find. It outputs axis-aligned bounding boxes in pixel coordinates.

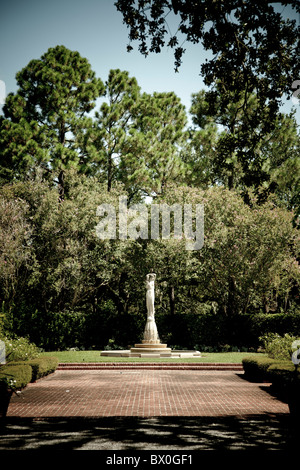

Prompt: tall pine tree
[0,45,105,198]
[121,91,188,198]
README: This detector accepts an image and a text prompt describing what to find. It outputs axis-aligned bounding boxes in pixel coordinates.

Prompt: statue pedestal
[101,334,201,357]
[130,340,172,357]
[100,348,201,358]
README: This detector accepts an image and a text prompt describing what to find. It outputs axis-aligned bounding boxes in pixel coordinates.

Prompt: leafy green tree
[189,89,300,208]
[2,175,109,303]
[0,45,105,198]
[116,0,299,213]
[143,238,194,316]
[180,109,219,190]
[265,114,300,220]
[0,194,33,306]
[115,0,299,130]
[158,184,299,318]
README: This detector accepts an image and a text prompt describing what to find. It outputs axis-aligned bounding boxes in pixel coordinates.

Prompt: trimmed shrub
[0,364,32,391]
[242,355,300,414]
[29,356,59,381]
[267,362,300,398]
[9,356,59,382]
[156,313,228,349]
[242,355,280,381]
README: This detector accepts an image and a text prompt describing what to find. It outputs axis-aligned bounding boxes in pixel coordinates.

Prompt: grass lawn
[41,350,266,363]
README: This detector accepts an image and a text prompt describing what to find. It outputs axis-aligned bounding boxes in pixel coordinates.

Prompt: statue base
[100,349,201,358]
[130,341,172,356]
[100,317,202,357]
[101,341,201,358]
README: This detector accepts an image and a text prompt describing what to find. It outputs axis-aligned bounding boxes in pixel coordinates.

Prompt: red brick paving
[7,369,289,418]
[58,362,244,370]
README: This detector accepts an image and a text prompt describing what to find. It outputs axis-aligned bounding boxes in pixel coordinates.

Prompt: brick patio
[7,368,289,418]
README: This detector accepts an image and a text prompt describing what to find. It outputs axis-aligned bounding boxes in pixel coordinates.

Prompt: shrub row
[9,356,59,382]
[0,364,32,391]
[0,356,59,391]
[242,355,281,382]
[267,362,300,399]
[158,312,300,351]
[242,355,300,413]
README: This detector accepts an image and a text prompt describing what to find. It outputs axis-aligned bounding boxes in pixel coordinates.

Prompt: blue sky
[0,0,299,124]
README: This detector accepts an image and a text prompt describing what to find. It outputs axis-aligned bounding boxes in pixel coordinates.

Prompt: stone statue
[101,270,200,358]
[143,273,159,343]
[146,273,156,318]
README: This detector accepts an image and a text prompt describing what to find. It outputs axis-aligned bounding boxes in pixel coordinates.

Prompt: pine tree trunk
[107,154,112,192]
[58,170,64,201]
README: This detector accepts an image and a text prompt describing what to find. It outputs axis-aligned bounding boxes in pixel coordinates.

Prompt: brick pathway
[7,369,289,418]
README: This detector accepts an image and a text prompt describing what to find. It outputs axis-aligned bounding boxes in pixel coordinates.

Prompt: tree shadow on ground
[0,414,297,451]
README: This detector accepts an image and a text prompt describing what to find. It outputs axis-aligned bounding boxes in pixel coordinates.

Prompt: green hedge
[250,313,300,340]
[8,308,300,351]
[0,364,32,391]
[242,355,299,383]
[157,312,300,350]
[9,356,59,382]
[242,355,300,411]
[242,355,281,381]
[267,362,300,397]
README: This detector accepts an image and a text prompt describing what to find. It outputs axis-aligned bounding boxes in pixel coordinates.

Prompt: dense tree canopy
[0,176,298,349]
[0,42,299,350]
[189,89,300,202]
[115,0,299,119]
[114,0,300,213]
